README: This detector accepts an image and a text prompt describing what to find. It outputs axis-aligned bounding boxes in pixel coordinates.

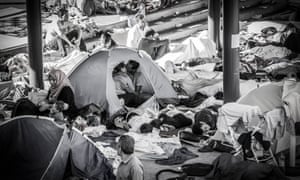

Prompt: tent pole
[222,0,240,103]
[26,0,44,89]
[208,0,221,55]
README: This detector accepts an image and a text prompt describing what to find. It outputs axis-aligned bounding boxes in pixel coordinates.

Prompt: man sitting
[44,8,87,56]
[126,14,148,49]
[138,29,169,60]
[113,62,146,108]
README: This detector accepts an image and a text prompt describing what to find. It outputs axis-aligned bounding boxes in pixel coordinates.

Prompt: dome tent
[0,116,115,180]
[67,47,178,116]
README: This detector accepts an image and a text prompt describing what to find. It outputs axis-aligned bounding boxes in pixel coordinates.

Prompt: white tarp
[156,32,216,68]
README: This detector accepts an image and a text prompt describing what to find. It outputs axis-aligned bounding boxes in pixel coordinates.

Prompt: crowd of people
[0,0,171,123]
[43,1,170,57]
[2,1,300,180]
[0,3,169,178]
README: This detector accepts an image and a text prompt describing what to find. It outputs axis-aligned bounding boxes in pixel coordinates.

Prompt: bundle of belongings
[156,153,288,180]
[153,78,299,179]
[212,79,300,163]
[239,22,300,82]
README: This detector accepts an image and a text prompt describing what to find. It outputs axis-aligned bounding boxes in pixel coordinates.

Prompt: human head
[145,29,156,38]
[113,62,126,75]
[126,60,139,75]
[6,54,29,76]
[117,135,135,155]
[48,69,67,88]
[97,30,116,49]
[57,7,69,21]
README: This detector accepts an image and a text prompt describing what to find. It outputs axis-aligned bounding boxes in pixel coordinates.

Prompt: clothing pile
[239,22,300,81]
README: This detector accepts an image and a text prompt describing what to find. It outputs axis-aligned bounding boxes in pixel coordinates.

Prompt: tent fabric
[68,47,177,116]
[0,116,115,180]
[237,83,283,113]
[236,80,300,153]
[0,116,65,180]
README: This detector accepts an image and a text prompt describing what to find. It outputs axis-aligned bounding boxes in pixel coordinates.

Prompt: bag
[156,163,213,180]
[28,90,48,105]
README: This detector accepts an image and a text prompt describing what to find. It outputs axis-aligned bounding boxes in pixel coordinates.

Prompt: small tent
[67,47,178,116]
[0,116,115,180]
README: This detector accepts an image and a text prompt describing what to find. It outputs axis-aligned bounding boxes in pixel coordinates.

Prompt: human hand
[38,100,51,112]
[74,39,81,48]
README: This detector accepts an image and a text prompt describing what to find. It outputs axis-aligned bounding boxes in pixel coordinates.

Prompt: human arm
[151,38,169,48]
[121,82,136,94]
[56,87,76,110]
[72,24,83,48]
[56,21,77,48]
[38,100,52,112]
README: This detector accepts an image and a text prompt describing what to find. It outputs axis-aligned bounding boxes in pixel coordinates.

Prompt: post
[208,0,221,54]
[26,0,44,89]
[222,0,240,102]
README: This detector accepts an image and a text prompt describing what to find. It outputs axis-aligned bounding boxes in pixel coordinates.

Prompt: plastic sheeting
[156,35,216,68]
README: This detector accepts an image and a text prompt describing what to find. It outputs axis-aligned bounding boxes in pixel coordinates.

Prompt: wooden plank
[240,0,288,20]
[98,0,207,30]
[240,0,262,9]
[160,23,207,41]
[159,0,288,42]
[151,10,208,33]
[0,7,25,19]
[0,34,27,55]
[146,0,207,22]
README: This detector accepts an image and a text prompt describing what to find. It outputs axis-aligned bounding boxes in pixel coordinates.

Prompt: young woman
[113,62,146,108]
[12,69,78,120]
[39,69,78,119]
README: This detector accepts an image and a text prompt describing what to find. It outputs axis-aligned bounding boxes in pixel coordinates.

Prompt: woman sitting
[12,69,78,122]
[39,69,78,120]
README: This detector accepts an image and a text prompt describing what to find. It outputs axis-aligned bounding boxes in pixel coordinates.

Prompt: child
[117,135,144,180]
[49,100,69,122]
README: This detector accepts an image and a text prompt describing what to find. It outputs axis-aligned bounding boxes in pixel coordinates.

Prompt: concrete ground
[142,146,300,180]
[142,143,220,180]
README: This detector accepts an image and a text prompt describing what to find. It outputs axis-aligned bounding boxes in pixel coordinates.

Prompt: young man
[44,8,87,56]
[113,62,146,108]
[126,14,148,49]
[138,29,169,60]
[117,135,144,180]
